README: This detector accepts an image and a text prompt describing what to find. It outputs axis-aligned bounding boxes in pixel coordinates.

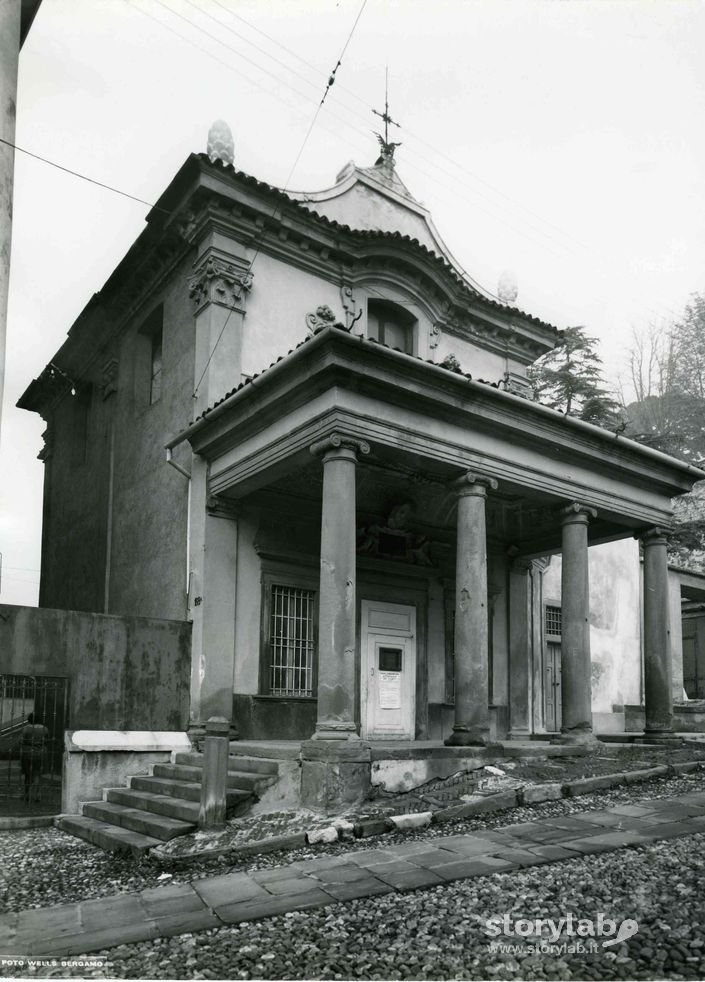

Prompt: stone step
[176,751,279,776]
[57,814,162,855]
[106,787,200,823]
[153,762,274,793]
[82,800,195,841]
[129,774,252,810]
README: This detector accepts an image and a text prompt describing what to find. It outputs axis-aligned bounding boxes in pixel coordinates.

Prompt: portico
[164,321,701,808]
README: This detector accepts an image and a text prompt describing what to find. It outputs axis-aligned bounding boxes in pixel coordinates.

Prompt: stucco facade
[19,143,704,775]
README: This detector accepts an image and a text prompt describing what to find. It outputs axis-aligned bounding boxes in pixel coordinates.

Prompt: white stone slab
[66,730,191,752]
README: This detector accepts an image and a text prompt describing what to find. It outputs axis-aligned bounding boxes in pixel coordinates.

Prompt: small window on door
[379,647,402,672]
[367,299,416,355]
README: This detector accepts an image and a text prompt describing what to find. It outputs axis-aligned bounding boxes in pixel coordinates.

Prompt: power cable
[189,0,683,323]
[191,0,369,399]
[0,136,170,214]
[136,0,682,325]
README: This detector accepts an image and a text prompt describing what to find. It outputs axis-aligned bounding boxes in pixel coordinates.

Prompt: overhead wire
[191,0,369,399]
[134,0,682,326]
[7,1,683,332]
[186,0,683,324]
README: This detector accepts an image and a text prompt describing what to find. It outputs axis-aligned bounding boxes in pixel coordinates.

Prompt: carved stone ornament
[357,500,433,567]
[429,323,442,349]
[206,494,239,520]
[560,501,598,523]
[189,255,253,311]
[341,285,362,330]
[101,357,118,400]
[306,304,345,333]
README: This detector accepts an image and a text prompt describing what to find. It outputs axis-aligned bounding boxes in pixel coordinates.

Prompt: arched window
[367,299,416,355]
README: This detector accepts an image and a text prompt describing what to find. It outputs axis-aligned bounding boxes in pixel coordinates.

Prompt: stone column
[508,558,533,739]
[301,433,372,814]
[560,503,597,742]
[188,458,239,727]
[445,472,497,747]
[642,528,674,736]
[310,432,370,740]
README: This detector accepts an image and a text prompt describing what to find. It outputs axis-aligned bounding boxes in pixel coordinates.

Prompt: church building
[18,125,703,800]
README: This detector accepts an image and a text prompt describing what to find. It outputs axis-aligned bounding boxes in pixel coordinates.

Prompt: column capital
[451,471,498,497]
[189,249,254,313]
[638,526,671,547]
[310,432,371,460]
[560,501,597,526]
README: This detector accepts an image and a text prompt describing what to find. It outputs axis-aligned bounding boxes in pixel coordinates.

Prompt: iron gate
[0,674,69,815]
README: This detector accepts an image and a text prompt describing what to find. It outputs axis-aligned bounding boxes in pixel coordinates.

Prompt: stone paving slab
[5,790,705,957]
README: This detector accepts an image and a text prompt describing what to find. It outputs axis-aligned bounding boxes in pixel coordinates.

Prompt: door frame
[360,600,416,740]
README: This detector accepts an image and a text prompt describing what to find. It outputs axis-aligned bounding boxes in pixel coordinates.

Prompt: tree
[622,294,705,465]
[527,326,621,426]
[622,292,705,571]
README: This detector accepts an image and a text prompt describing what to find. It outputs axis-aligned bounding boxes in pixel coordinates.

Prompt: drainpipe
[166,447,192,613]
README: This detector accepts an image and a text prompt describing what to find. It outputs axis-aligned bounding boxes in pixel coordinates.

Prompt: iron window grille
[545,604,562,638]
[268,585,316,697]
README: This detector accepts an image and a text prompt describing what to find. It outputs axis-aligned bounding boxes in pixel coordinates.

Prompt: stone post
[560,503,597,743]
[641,528,674,737]
[198,716,230,829]
[445,472,497,747]
[300,432,371,813]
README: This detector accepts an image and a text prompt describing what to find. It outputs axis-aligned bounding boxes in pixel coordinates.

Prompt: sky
[1,0,705,606]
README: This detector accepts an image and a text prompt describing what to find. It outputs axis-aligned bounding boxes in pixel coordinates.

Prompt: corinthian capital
[189,251,253,311]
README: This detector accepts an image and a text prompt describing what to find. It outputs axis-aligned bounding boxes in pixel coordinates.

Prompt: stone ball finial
[497,269,518,304]
[207,120,234,166]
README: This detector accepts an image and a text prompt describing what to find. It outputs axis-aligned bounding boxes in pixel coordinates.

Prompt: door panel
[361,602,416,740]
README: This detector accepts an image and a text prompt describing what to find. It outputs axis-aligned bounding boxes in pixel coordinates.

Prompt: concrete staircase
[57,751,279,855]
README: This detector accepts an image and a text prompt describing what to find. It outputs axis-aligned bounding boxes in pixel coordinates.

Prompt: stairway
[57,751,279,855]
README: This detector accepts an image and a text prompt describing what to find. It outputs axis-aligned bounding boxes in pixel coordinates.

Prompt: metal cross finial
[372,66,402,164]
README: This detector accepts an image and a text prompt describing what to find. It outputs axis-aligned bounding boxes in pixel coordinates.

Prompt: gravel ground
[5,831,705,981]
[0,771,705,912]
[3,770,705,916]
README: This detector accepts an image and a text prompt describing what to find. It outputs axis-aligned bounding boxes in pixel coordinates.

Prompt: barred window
[545,604,562,638]
[268,585,316,697]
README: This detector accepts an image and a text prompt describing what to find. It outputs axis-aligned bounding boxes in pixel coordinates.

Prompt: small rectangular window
[150,331,163,405]
[268,585,316,697]
[545,604,562,638]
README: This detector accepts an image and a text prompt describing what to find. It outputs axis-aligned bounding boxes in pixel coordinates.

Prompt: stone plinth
[300,740,372,815]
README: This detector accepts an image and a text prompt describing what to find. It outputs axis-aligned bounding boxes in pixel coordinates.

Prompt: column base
[300,740,371,815]
[311,724,360,741]
[640,730,683,746]
[554,728,600,746]
[444,726,489,748]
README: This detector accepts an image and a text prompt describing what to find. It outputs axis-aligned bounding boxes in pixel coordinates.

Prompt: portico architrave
[559,502,598,743]
[445,472,498,747]
[641,528,674,737]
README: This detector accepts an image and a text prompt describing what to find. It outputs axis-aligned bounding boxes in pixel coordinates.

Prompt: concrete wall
[542,539,642,716]
[0,604,191,730]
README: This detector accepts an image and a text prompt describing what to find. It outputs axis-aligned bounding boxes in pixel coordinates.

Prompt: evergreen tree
[527,326,621,426]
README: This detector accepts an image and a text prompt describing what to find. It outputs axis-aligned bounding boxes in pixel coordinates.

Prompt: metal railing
[0,674,69,815]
